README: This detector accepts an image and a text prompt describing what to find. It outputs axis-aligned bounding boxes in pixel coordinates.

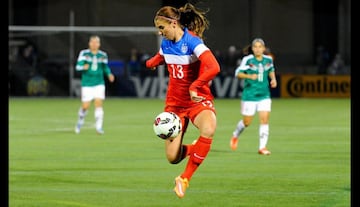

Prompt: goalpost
[9,12,165,98]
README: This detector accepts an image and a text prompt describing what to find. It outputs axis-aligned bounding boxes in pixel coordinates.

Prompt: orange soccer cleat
[230,137,238,151]
[173,176,189,198]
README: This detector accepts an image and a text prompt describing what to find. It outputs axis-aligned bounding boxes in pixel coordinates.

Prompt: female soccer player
[230,38,277,155]
[74,35,115,135]
[145,3,220,198]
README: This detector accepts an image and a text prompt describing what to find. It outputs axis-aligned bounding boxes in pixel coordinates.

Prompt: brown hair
[154,3,209,39]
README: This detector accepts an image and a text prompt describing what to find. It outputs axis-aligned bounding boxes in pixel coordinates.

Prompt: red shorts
[164,100,216,132]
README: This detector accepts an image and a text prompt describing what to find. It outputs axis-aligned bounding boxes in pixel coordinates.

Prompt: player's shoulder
[263,54,273,61]
[184,29,203,45]
[242,54,255,62]
[97,50,108,56]
[79,49,91,55]
[186,29,201,39]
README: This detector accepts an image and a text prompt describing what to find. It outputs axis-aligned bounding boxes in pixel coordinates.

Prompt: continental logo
[281,75,350,98]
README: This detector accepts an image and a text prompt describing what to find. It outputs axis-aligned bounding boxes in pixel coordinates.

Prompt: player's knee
[94,100,103,108]
[82,104,90,110]
[167,155,182,164]
[243,119,252,127]
[200,126,216,138]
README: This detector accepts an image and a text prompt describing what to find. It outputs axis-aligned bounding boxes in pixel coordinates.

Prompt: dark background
[8,0,351,96]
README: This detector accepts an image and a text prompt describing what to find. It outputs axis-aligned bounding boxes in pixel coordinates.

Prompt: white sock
[95,107,104,130]
[77,107,88,125]
[232,120,245,138]
[259,124,269,149]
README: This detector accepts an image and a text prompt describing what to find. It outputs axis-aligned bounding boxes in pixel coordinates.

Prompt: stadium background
[8,1,351,206]
[8,0,351,98]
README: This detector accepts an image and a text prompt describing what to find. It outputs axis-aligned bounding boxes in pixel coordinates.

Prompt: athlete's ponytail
[154,3,209,39]
[179,3,209,39]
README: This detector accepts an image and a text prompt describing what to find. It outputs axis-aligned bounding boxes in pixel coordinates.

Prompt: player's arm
[268,71,277,88]
[189,50,220,102]
[237,71,257,80]
[145,52,165,70]
[103,54,115,83]
[75,51,89,71]
[189,50,220,90]
[234,56,257,80]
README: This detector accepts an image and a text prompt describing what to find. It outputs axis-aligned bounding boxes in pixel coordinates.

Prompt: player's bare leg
[164,117,191,164]
[165,131,186,164]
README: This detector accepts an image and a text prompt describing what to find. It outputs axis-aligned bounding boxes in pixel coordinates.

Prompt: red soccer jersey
[146,29,220,107]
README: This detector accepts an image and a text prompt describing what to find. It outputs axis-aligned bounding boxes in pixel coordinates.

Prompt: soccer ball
[153,112,182,139]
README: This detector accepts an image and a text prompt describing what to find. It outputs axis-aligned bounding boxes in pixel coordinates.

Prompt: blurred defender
[230,38,277,155]
[74,35,115,135]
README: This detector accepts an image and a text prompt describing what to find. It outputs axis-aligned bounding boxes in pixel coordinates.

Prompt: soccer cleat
[96,128,104,135]
[230,137,238,151]
[174,176,189,198]
[258,147,271,155]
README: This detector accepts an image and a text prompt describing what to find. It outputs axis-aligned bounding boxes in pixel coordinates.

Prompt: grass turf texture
[9,98,350,207]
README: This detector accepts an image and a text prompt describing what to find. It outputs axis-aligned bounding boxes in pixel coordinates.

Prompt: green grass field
[9,97,351,207]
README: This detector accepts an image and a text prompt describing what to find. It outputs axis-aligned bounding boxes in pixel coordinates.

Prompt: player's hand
[145,60,157,70]
[108,74,115,83]
[270,78,277,88]
[248,74,257,80]
[83,64,89,70]
[189,90,205,102]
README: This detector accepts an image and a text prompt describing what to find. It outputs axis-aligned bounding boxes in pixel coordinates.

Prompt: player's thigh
[81,86,95,102]
[93,85,105,100]
[189,100,217,137]
[163,107,189,162]
[165,106,189,134]
[241,100,257,116]
[257,99,272,124]
[257,98,272,112]
[188,100,216,123]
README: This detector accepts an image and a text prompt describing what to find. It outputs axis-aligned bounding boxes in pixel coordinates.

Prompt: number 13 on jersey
[170,64,184,79]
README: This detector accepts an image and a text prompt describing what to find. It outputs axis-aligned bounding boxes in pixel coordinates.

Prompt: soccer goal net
[9,24,168,98]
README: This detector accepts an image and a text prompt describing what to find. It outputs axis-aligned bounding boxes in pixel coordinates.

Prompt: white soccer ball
[153,112,182,139]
